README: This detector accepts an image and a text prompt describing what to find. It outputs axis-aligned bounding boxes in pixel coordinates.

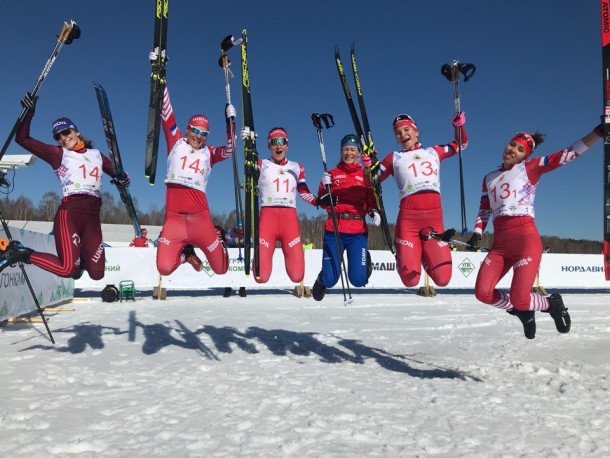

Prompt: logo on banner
[201,259,214,277]
[458,258,476,277]
[371,262,396,271]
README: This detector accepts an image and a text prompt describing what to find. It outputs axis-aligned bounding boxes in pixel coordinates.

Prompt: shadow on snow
[20,310,481,381]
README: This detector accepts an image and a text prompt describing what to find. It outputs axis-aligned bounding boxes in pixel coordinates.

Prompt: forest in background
[0,192,602,254]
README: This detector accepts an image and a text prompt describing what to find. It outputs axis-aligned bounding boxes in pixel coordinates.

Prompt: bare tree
[36,191,60,221]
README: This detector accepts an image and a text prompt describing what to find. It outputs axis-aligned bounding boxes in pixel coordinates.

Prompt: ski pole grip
[221,35,234,52]
[459,63,476,82]
[311,113,322,129]
[320,113,335,129]
[60,21,80,45]
[441,63,459,82]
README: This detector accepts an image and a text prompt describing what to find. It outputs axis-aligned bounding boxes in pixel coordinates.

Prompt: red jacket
[317,162,377,234]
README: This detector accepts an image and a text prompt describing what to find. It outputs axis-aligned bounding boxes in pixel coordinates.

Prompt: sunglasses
[189,125,209,136]
[53,128,74,141]
[268,137,288,146]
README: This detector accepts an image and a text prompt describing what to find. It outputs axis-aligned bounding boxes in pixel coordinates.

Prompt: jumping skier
[312,134,379,301]
[151,50,235,277]
[241,126,318,283]
[362,112,467,288]
[0,93,130,279]
[467,125,603,339]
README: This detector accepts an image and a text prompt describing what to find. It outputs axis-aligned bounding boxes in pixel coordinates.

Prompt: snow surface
[1,289,610,457]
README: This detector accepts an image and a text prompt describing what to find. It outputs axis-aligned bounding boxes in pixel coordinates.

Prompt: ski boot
[545,293,571,334]
[238,287,247,297]
[508,308,536,340]
[223,287,232,298]
[182,244,203,272]
[0,240,33,273]
[312,272,327,302]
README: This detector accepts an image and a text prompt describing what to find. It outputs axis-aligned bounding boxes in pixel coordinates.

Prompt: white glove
[322,172,332,186]
[225,104,236,120]
[149,49,168,63]
[240,126,257,141]
[369,210,381,226]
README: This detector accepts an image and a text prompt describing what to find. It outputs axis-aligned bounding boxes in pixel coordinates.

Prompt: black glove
[111,172,130,188]
[20,92,38,113]
[467,233,481,251]
[438,228,456,243]
[317,193,338,208]
[595,122,604,138]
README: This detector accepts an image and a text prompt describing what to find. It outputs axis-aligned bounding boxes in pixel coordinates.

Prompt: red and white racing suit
[255,157,317,283]
[156,86,231,276]
[473,139,592,311]
[378,125,467,287]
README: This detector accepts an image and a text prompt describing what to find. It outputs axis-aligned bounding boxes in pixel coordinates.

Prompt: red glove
[452,111,466,127]
[361,153,372,168]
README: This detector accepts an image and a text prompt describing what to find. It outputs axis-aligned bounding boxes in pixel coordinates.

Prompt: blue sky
[0,1,602,240]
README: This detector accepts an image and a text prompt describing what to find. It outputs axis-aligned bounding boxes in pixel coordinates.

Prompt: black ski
[603,0,610,280]
[144,0,169,185]
[94,83,143,237]
[0,20,80,162]
[241,29,260,277]
[335,44,395,256]
[219,34,244,262]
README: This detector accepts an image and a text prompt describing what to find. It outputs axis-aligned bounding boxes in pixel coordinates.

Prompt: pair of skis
[144,0,169,185]
[602,0,610,280]
[335,44,395,257]
[240,30,260,278]
[94,83,142,237]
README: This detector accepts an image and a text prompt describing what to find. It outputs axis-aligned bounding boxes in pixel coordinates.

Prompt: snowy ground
[1,289,610,457]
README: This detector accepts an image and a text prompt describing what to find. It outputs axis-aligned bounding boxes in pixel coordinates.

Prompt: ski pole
[311,113,352,305]
[0,212,55,343]
[0,21,80,162]
[441,60,476,236]
[219,34,244,261]
[419,226,488,252]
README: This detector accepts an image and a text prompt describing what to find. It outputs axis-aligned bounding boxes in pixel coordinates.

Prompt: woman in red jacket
[312,134,380,301]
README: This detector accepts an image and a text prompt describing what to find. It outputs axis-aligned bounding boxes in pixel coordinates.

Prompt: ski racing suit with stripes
[254,157,317,283]
[378,124,468,287]
[16,112,114,279]
[473,139,593,312]
[156,86,232,276]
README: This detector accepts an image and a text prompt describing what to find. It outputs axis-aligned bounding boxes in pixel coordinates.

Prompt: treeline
[0,194,602,254]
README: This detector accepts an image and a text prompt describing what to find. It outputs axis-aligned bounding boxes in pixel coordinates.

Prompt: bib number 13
[490,182,516,201]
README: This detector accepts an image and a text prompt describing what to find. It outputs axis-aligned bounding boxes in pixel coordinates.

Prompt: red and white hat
[188,115,209,132]
[392,114,418,132]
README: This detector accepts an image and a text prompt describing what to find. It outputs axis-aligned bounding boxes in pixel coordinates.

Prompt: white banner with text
[75,248,608,291]
[0,226,74,321]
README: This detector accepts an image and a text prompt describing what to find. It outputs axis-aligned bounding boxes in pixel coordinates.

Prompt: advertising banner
[0,226,74,321]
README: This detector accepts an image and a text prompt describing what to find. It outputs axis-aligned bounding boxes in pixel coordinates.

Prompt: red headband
[512,132,535,157]
[188,115,209,131]
[393,118,418,132]
[268,128,288,142]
